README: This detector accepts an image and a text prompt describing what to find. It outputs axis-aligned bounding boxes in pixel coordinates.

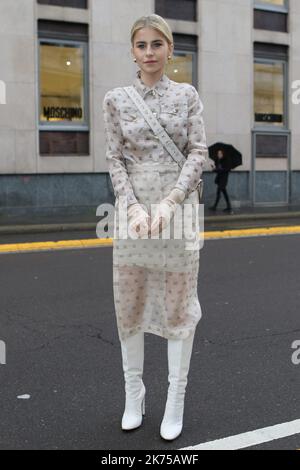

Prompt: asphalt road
[0,233,299,450]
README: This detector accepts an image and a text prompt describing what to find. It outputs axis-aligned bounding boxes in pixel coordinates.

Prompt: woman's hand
[150,188,185,237]
[127,203,151,239]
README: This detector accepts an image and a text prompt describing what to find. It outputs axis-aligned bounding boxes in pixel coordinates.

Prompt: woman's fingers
[137,218,150,237]
[129,214,151,238]
[149,215,160,236]
[150,214,167,236]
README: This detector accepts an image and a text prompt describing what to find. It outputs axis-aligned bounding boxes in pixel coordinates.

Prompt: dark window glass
[37,0,88,9]
[40,131,89,155]
[256,134,288,158]
[254,9,287,32]
[38,19,88,41]
[155,0,197,22]
[254,42,288,61]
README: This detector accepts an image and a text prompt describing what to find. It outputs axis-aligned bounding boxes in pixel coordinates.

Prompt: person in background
[210,149,233,213]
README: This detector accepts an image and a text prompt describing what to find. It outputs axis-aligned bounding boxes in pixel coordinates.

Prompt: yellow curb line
[204,225,300,239]
[1,226,300,254]
[0,238,112,254]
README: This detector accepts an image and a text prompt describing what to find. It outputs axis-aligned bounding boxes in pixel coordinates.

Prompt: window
[254,61,285,126]
[256,133,288,157]
[38,20,89,155]
[37,0,88,9]
[254,0,288,12]
[39,40,88,129]
[254,43,288,128]
[254,0,288,32]
[165,34,197,87]
[155,0,197,22]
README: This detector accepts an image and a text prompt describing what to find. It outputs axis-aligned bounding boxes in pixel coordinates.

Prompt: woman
[210,149,233,212]
[102,14,208,441]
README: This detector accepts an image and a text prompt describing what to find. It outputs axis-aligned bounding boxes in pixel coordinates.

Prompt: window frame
[172,49,198,88]
[253,56,288,131]
[253,0,288,14]
[37,0,88,10]
[37,37,89,132]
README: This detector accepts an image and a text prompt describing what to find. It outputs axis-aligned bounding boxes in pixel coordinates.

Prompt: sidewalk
[1,204,300,235]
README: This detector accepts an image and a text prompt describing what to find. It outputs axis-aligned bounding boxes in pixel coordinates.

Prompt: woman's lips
[144,61,157,63]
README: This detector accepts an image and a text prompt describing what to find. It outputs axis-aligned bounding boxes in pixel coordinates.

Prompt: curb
[2,225,300,254]
[0,211,300,235]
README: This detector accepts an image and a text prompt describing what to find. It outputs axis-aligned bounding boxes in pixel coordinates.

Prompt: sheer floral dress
[103,70,208,341]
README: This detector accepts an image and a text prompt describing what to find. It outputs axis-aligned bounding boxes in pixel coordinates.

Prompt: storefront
[0,0,299,217]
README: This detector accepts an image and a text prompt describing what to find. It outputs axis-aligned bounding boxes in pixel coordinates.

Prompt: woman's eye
[137,44,162,48]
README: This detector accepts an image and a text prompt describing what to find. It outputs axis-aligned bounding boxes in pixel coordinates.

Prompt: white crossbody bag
[123,86,204,202]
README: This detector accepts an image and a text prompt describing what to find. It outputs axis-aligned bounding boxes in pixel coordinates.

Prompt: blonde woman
[102,14,208,441]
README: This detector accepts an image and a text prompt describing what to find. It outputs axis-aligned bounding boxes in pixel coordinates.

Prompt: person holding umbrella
[210,149,232,213]
[208,143,242,213]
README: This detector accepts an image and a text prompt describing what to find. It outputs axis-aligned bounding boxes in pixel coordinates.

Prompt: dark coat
[214,161,230,190]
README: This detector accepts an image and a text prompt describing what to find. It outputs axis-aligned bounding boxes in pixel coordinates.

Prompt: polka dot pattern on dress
[103,70,207,341]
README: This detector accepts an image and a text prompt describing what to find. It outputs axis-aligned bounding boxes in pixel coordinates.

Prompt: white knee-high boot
[160,330,195,440]
[120,332,145,431]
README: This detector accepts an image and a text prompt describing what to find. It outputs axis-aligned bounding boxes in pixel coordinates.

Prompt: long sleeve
[173,85,208,198]
[103,90,138,206]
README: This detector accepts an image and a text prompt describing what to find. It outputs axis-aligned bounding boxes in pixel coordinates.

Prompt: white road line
[180,419,300,450]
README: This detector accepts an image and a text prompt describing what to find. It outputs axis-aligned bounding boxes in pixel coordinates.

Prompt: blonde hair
[130,14,173,46]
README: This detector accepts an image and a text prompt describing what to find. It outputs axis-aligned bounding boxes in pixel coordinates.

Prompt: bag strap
[123,85,186,169]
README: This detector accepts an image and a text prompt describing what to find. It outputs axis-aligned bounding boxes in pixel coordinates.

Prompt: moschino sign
[43,106,83,120]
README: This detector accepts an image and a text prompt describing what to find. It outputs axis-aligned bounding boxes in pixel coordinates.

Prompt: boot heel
[142,396,145,415]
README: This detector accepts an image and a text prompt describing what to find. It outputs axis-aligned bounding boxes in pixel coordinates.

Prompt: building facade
[0,0,300,217]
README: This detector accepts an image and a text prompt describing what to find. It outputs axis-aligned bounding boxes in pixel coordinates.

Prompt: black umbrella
[209,142,242,170]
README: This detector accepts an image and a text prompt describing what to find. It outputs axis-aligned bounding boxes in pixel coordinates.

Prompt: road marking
[0,226,300,254]
[204,225,300,239]
[180,418,300,450]
[0,238,111,254]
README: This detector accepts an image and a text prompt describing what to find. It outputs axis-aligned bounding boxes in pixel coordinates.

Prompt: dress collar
[132,69,170,97]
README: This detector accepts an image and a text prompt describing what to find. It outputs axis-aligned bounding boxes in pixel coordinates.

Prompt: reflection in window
[256,0,285,5]
[254,61,284,126]
[39,41,86,126]
[165,52,193,84]
[254,0,288,12]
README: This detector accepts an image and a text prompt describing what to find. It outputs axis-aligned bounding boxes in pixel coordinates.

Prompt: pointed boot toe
[121,385,146,431]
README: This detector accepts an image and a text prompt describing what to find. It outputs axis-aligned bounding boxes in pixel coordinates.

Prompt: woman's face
[131,27,173,76]
[217,150,224,159]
